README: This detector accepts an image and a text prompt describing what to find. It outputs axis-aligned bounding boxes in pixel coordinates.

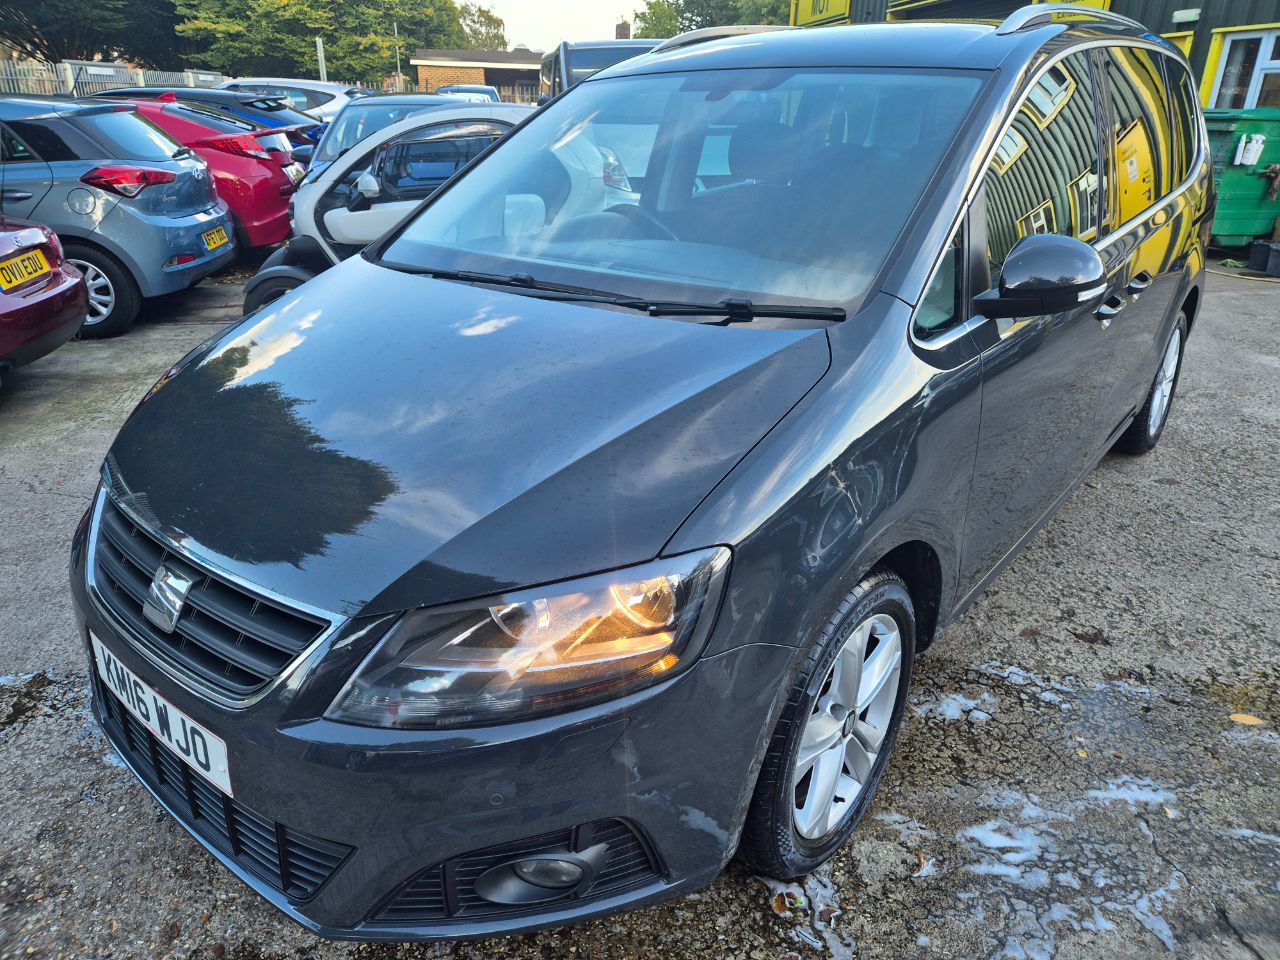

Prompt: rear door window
[8,118,103,161]
[982,51,1100,283]
[1103,46,1174,227]
[0,125,38,162]
[70,110,181,161]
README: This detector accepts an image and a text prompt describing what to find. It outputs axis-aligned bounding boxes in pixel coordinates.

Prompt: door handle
[1,190,33,202]
[1096,294,1126,328]
[1126,271,1153,295]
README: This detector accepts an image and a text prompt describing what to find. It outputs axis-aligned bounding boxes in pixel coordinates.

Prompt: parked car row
[0,96,237,340]
[0,77,536,362]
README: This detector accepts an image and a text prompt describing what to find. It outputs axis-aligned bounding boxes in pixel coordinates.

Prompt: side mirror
[974,233,1105,320]
[356,171,381,199]
[290,143,314,166]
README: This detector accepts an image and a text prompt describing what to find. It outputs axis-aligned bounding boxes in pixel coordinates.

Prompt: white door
[321,120,510,249]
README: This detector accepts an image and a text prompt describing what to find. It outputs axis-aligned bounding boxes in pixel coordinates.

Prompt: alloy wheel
[69,259,116,324]
[1148,327,1182,437]
[793,612,903,840]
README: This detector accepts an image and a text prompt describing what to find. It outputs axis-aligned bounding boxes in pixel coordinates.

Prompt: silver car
[0,96,236,337]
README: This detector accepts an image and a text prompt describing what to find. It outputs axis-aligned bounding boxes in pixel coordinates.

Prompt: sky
[481,0,639,54]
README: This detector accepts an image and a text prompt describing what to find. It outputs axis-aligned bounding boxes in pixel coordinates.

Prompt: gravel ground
[0,263,1276,960]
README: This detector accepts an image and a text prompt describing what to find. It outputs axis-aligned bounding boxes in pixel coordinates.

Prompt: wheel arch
[58,232,143,294]
[1179,283,1201,335]
[864,539,944,651]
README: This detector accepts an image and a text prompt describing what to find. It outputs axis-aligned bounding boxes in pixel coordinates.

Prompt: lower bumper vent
[97,678,352,900]
[374,818,660,923]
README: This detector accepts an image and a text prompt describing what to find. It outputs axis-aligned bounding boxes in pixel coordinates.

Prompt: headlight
[326,547,730,728]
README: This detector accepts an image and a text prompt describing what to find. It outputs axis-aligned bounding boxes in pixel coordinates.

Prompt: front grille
[374,818,661,923]
[91,497,328,696]
[98,680,352,900]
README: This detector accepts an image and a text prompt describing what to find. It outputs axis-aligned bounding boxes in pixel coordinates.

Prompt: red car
[0,217,86,386]
[127,95,306,249]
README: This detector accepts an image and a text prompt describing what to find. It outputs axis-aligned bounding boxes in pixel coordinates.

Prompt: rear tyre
[63,243,140,339]
[737,570,915,880]
[243,275,303,315]
[1114,312,1187,455]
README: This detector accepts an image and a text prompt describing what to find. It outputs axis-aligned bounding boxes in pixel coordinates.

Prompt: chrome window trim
[85,485,350,710]
[908,37,1207,351]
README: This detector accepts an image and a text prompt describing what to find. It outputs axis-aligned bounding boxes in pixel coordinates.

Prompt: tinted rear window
[72,110,180,160]
[242,100,319,125]
[167,103,262,134]
[566,47,652,83]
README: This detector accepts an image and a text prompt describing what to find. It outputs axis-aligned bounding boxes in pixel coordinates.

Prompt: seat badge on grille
[143,564,195,634]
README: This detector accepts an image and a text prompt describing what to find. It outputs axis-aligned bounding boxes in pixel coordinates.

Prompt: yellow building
[790,0,1280,108]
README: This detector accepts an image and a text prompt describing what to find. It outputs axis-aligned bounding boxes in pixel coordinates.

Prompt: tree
[734,0,790,24]
[458,3,506,50]
[633,0,681,39]
[0,0,195,67]
[632,0,791,39]
[176,0,465,83]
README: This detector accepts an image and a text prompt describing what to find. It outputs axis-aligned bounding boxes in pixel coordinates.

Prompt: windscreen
[315,102,445,163]
[379,68,984,309]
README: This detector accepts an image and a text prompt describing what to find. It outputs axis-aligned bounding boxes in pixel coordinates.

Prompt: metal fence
[0,59,229,97]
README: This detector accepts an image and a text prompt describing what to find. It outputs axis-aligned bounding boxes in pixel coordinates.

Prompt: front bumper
[70,516,792,941]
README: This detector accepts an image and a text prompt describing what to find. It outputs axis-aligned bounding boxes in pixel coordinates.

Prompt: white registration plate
[284,162,305,185]
[92,632,233,795]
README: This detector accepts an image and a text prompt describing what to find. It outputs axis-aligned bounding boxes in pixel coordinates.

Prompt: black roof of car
[85,86,293,107]
[600,18,1160,79]
[338,93,460,108]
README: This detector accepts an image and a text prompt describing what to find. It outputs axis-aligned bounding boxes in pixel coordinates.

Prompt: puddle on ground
[805,655,1280,958]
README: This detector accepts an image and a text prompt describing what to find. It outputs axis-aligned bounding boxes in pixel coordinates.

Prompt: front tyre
[1114,312,1187,455]
[243,275,302,315]
[738,570,915,880]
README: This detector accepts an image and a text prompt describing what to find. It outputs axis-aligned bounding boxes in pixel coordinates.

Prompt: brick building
[409,47,542,102]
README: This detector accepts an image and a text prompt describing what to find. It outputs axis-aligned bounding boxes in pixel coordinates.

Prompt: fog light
[473,845,607,905]
[512,858,584,889]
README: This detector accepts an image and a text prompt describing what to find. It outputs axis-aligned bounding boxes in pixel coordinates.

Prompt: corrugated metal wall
[867,0,1280,99]
[985,51,1098,261]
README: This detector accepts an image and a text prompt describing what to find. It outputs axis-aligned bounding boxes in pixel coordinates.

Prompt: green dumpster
[1205,108,1280,248]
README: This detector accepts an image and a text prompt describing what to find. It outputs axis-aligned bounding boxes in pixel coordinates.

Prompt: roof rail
[996,3,1146,35]
[650,24,792,55]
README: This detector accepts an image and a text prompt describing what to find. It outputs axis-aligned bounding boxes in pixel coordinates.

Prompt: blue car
[0,96,237,337]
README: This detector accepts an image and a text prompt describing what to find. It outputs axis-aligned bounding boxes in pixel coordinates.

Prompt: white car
[242,102,533,312]
[216,78,374,121]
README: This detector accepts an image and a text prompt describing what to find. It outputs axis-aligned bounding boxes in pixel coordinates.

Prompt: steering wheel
[605,204,679,241]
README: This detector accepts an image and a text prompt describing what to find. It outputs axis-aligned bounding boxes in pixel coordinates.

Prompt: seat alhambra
[71,5,1211,940]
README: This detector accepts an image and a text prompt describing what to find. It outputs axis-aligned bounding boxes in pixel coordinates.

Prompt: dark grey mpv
[71,5,1211,941]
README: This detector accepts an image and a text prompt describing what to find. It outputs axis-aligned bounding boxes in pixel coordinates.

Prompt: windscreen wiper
[385,263,846,323]
[638,297,845,323]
